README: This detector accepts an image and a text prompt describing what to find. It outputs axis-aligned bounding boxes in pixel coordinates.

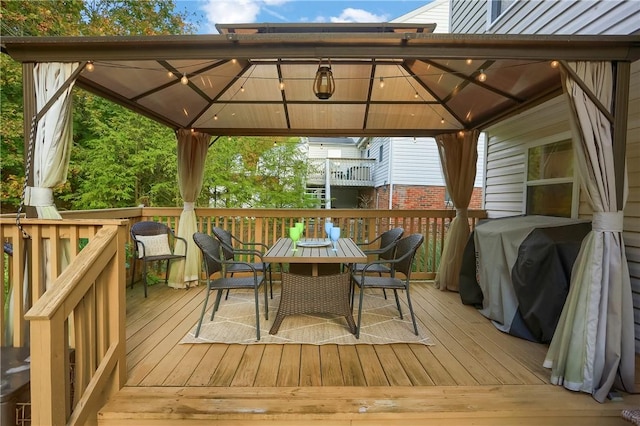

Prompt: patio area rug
[180,285,434,345]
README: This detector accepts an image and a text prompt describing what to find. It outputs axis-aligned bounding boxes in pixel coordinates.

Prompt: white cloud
[329,8,388,23]
[201,0,291,33]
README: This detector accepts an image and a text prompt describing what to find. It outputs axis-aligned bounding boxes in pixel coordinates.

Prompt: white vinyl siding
[451,0,488,33]
[452,0,640,35]
[307,144,360,159]
[371,137,391,187]
[392,0,451,33]
[484,96,572,218]
[487,0,640,35]
[391,137,443,185]
[623,62,640,351]
[366,135,485,188]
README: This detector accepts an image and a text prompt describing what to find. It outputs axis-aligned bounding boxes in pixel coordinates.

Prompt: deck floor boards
[98,279,640,424]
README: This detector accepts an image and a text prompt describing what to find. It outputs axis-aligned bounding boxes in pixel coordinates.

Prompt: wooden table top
[264,238,367,264]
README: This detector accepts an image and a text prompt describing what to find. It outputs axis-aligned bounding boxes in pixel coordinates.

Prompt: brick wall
[373,185,483,210]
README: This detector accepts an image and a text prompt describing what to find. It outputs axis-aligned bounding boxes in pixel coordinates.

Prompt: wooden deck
[98,280,640,425]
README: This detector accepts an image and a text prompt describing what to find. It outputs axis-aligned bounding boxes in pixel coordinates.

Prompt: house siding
[391,137,444,185]
[451,0,487,33]
[484,96,572,218]
[487,0,640,35]
[623,61,640,351]
[369,137,390,188]
[453,0,640,350]
[392,0,451,33]
[307,144,360,159]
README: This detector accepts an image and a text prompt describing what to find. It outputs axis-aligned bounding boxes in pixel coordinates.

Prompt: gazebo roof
[2,23,639,137]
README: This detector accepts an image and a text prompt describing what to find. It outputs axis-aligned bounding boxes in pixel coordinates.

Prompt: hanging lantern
[313,61,335,100]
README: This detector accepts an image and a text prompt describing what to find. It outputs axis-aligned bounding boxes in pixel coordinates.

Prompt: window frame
[487,0,517,27]
[522,136,579,218]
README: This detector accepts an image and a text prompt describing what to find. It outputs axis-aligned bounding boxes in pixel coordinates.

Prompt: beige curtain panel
[543,61,635,402]
[434,129,479,292]
[168,129,210,288]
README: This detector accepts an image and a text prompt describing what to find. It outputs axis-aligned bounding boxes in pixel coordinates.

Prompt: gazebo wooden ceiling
[2,23,639,137]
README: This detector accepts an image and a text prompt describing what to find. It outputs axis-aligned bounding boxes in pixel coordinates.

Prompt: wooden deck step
[98,385,640,425]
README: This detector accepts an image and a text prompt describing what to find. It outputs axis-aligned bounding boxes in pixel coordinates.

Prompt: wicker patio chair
[193,232,268,340]
[351,233,424,338]
[130,221,187,297]
[212,226,273,298]
[352,227,404,299]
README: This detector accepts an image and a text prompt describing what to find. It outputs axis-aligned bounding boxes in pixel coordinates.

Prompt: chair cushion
[136,234,171,258]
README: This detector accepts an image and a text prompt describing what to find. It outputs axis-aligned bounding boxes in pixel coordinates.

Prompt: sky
[175,0,431,34]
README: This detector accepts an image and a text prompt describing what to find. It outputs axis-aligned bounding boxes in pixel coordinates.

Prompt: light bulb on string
[181,74,189,85]
[379,77,385,88]
[550,60,559,69]
[414,92,419,99]
[213,114,218,121]
[240,86,245,92]
[477,70,487,82]
[167,71,174,78]
[279,79,285,90]
[86,61,94,72]
[440,118,445,124]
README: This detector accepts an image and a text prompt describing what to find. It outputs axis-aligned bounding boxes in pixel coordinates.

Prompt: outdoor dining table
[263,237,367,335]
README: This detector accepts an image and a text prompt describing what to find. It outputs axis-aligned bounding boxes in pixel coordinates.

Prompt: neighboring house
[449,0,640,349]
[356,135,484,210]
[303,137,376,208]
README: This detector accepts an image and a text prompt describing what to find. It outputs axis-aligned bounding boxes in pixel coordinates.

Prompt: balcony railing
[307,158,375,186]
[0,207,486,424]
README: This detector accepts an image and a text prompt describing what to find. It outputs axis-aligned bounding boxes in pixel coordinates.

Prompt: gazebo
[2,24,639,422]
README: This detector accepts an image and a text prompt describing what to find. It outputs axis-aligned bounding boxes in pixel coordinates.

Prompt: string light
[477,70,487,82]
[550,60,559,68]
[181,74,189,85]
[167,71,174,78]
[240,85,245,92]
[440,118,445,124]
[86,61,95,72]
[414,92,419,99]
[213,114,218,121]
[273,141,277,147]
[279,79,285,90]
[379,77,385,88]
[466,59,473,65]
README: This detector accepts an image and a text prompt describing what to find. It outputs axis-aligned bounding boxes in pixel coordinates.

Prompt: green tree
[202,137,314,208]
[255,143,317,208]
[0,0,198,212]
[62,95,178,208]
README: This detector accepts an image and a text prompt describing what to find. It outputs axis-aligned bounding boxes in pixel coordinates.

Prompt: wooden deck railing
[135,207,487,280]
[307,158,376,186]
[1,219,128,425]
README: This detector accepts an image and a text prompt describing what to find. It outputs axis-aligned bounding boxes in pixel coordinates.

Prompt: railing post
[325,158,331,209]
[30,315,69,425]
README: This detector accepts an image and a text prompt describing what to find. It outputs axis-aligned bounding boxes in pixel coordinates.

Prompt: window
[489,0,515,24]
[525,140,574,217]
[379,145,384,162]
